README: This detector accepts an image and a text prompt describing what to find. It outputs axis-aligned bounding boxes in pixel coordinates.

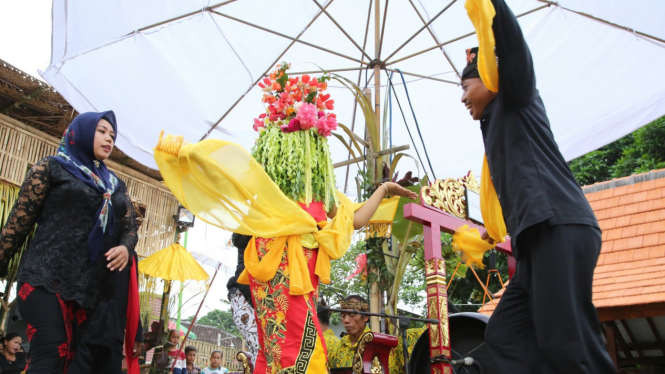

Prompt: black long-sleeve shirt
[0,157,138,309]
[482,0,598,248]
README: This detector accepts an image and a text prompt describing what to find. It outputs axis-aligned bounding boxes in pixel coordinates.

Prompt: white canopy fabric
[41,0,665,196]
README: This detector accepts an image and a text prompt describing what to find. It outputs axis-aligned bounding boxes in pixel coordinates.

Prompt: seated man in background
[317,303,339,353]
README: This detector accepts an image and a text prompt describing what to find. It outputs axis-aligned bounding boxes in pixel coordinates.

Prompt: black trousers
[17,283,89,374]
[485,223,616,374]
[67,343,123,374]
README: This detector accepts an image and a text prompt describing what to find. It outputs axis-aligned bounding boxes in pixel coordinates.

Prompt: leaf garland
[252,126,338,211]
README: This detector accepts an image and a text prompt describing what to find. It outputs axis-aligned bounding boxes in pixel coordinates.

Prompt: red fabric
[297,201,327,223]
[125,256,140,374]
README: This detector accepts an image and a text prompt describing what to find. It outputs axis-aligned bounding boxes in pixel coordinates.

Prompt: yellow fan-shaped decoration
[138,243,209,282]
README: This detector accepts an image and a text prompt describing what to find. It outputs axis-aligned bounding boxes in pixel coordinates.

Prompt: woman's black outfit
[0,352,27,374]
[0,157,138,373]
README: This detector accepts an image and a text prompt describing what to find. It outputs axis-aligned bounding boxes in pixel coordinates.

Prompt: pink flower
[316,113,337,137]
[253,118,264,132]
[296,102,318,130]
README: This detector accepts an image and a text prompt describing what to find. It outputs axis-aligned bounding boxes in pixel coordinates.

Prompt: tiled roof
[479,169,665,317]
[585,170,665,313]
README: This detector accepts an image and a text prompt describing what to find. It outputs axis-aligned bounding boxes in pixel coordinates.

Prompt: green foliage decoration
[252,126,338,210]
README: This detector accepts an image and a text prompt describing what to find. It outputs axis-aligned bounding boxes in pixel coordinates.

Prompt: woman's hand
[382,182,418,200]
[106,245,129,271]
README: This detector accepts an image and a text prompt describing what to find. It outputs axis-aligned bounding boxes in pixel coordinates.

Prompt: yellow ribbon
[453,155,507,267]
[465,0,499,92]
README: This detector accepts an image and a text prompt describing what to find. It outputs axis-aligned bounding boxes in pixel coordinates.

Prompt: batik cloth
[230,288,259,365]
[249,237,328,374]
[322,329,340,355]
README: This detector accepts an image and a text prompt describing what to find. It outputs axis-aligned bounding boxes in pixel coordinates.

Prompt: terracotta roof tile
[601,189,615,199]
[613,185,629,197]
[627,236,644,249]
[649,245,665,258]
[646,188,662,200]
[587,191,603,202]
[596,209,611,220]
[638,200,655,213]
[656,178,665,188]
[655,197,665,210]
[622,225,637,238]
[644,234,660,247]
[633,191,648,203]
[646,210,661,222]
[640,180,656,191]
[630,213,647,225]
[616,215,632,227]
[619,194,634,205]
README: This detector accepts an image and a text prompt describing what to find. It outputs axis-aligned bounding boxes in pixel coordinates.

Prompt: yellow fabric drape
[154,132,395,295]
[465,0,499,92]
[453,155,507,267]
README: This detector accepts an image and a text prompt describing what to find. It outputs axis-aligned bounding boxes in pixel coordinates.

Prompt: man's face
[461,77,497,121]
[340,311,369,336]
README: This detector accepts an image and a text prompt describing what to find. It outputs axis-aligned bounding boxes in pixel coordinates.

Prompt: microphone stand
[326,308,439,374]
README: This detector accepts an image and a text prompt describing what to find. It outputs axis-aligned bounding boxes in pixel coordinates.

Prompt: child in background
[202,351,228,374]
[184,346,202,374]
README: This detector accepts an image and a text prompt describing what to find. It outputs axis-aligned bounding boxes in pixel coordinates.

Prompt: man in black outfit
[460,0,616,373]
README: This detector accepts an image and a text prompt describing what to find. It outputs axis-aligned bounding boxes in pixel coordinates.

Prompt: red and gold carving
[426,259,452,373]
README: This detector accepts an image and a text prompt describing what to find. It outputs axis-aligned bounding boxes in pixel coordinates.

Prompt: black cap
[461,47,480,80]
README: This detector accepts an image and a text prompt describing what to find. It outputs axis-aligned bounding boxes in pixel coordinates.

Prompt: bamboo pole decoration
[169,267,220,373]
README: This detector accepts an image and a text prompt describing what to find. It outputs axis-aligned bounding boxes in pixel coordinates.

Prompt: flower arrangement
[252,62,338,137]
[251,63,339,211]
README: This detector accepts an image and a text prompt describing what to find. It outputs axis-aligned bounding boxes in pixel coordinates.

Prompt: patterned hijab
[53,111,119,262]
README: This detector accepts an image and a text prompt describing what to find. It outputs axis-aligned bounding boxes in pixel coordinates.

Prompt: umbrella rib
[210,10,366,65]
[200,1,336,141]
[387,4,551,66]
[385,69,458,85]
[126,0,238,35]
[286,67,365,75]
[537,0,665,45]
[383,0,457,63]
[376,0,390,60]
[311,0,374,61]
[344,0,374,194]
[407,0,460,79]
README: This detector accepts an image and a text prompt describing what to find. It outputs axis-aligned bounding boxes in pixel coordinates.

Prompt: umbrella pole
[169,267,219,373]
[368,0,382,334]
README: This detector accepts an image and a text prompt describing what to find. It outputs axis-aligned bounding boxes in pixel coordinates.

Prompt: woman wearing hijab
[0,111,138,373]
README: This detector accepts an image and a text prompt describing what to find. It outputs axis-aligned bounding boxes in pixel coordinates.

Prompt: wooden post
[604,323,618,370]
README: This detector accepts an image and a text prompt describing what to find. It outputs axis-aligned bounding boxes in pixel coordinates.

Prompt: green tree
[569,116,665,185]
[189,304,240,336]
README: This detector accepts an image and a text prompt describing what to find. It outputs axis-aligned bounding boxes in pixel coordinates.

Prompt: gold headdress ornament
[339,299,369,312]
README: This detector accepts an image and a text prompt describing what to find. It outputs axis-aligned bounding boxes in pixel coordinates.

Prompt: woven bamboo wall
[0,114,178,257]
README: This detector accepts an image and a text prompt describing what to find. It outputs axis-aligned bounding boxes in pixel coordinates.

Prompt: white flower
[293,101,303,113]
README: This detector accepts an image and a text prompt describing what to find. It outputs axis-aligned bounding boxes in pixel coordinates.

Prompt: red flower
[26,324,36,342]
[280,118,301,133]
[18,283,35,301]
